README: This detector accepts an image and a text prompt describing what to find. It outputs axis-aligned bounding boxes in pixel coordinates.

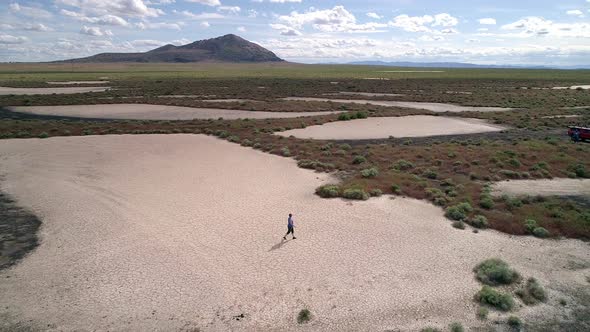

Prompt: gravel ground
[0,86,110,95]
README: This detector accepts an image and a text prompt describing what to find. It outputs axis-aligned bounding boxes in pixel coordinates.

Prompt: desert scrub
[360,167,379,178]
[474,259,519,286]
[477,307,489,320]
[475,286,515,311]
[524,219,550,238]
[445,202,473,221]
[420,328,441,332]
[422,168,438,179]
[315,185,340,198]
[516,278,547,305]
[342,188,369,201]
[568,164,588,178]
[280,147,291,157]
[297,309,311,324]
[479,195,494,210]
[391,184,402,195]
[369,189,383,197]
[352,155,366,164]
[38,132,49,138]
[392,159,414,171]
[449,322,464,332]
[507,316,522,329]
[452,220,466,230]
[297,159,335,171]
[470,215,489,229]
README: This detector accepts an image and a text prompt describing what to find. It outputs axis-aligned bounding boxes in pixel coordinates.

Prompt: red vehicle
[568,126,590,142]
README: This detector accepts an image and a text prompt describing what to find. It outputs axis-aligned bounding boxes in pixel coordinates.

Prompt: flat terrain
[0,86,110,95]
[7,104,341,120]
[492,179,590,197]
[284,97,515,113]
[1,135,588,331]
[277,115,506,140]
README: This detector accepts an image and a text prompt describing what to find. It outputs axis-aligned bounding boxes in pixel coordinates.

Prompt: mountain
[60,34,284,63]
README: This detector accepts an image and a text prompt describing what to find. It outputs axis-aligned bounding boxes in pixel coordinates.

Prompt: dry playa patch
[0,135,588,331]
[277,115,506,140]
[0,86,110,95]
[283,97,514,113]
[492,179,590,197]
[7,104,340,120]
[46,81,110,85]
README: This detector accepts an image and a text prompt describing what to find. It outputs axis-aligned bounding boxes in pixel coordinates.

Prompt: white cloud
[277,6,387,33]
[501,16,590,38]
[23,23,53,32]
[479,18,497,25]
[367,12,382,20]
[185,0,220,5]
[217,6,240,14]
[252,0,302,2]
[269,23,301,36]
[389,14,434,32]
[136,21,183,30]
[200,21,210,28]
[174,10,225,20]
[433,13,458,27]
[566,10,584,17]
[248,10,258,18]
[0,24,16,30]
[145,0,175,4]
[80,26,113,36]
[0,34,28,44]
[237,26,246,32]
[130,39,164,46]
[55,0,162,18]
[171,38,190,45]
[9,2,53,19]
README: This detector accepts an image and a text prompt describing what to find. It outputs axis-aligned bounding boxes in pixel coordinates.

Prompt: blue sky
[1,0,590,65]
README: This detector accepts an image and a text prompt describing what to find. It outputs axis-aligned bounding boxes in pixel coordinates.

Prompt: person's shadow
[269,238,291,252]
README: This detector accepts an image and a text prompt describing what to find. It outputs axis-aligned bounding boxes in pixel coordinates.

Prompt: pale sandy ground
[277,115,506,140]
[46,81,109,85]
[283,97,514,113]
[0,86,110,95]
[6,104,340,120]
[553,85,590,90]
[377,71,445,73]
[541,115,581,119]
[323,92,404,97]
[492,179,590,197]
[0,135,588,331]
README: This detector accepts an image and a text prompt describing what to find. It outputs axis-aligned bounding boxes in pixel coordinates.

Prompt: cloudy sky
[1,0,590,65]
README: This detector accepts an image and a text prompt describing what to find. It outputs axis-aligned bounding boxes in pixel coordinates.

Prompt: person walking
[283,213,296,240]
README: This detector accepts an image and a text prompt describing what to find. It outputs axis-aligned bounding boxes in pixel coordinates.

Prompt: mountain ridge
[58,34,284,63]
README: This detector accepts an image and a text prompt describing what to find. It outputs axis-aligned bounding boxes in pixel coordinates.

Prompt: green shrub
[449,322,464,332]
[516,278,547,305]
[445,206,467,221]
[339,144,352,150]
[475,286,514,311]
[423,169,438,179]
[38,132,49,139]
[445,202,473,221]
[391,184,402,195]
[228,135,240,143]
[297,160,334,170]
[569,164,588,178]
[338,113,351,121]
[342,189,369,201]
[508,158,522,167]
[360,167,379,178]
[477,307,489,320]
[524,219,538,233]
[354,111,368,119]
[452,220,466,230]
[315,185,340,198]
[369,189,383,197]
[352,155,366,164]
[420,328,441,332]
[392,159,414,171]
[281,147,291,156]
[480,196,494,209]
[507,316,522,328]
[474,259,519,286]
[297,309,311,324]
[533,227,550,238]
[471,215,489,229]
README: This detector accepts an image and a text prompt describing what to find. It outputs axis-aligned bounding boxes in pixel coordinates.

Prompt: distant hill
[60,34,284,63]
[345,61,590,70]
